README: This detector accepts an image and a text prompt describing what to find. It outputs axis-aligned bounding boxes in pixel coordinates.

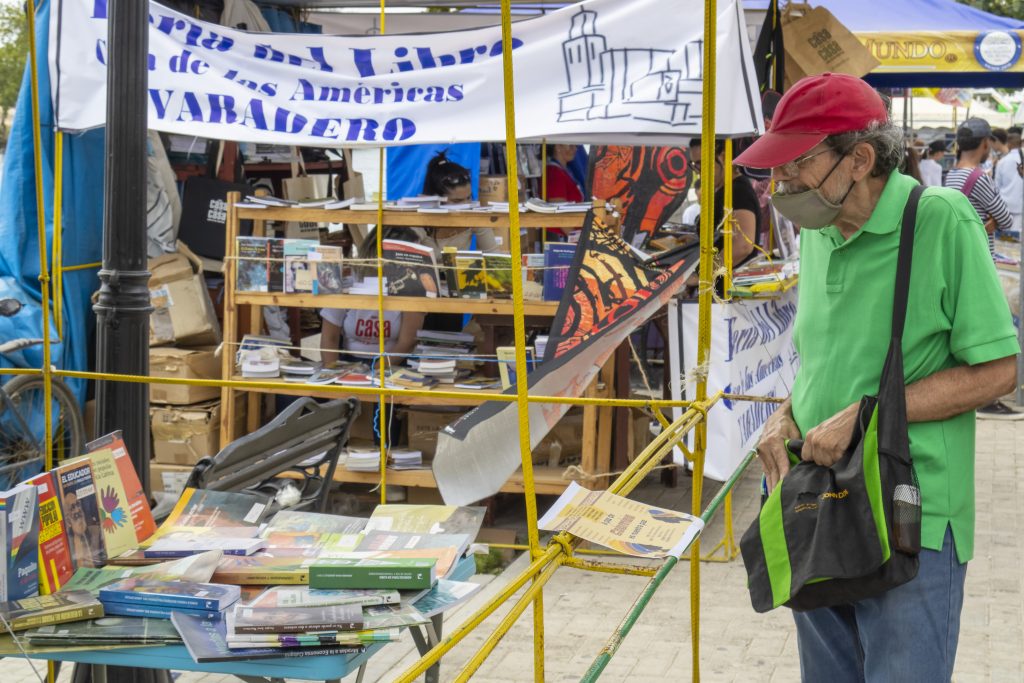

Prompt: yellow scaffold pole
[25,0,54,471]
[495,0,547,678]
[692,0,720,680]
[52,131,64,341]
[722,138,733,298]
[375,0,388,505]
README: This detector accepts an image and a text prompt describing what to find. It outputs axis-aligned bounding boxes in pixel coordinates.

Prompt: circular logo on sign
[975,31,1021,71]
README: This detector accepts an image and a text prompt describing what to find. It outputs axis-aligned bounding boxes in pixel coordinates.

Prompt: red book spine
[28,472,74,593]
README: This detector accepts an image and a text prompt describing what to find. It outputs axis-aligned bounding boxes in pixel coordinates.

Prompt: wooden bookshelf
[220,193,611,495]
[235,206,587,229]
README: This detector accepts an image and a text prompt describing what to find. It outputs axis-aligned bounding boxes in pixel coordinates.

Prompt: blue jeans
[793,527,967,683]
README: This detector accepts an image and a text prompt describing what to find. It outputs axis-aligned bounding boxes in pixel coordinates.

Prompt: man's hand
[801,403,860,467]
[755,399,801,492]
[984,216,998,234]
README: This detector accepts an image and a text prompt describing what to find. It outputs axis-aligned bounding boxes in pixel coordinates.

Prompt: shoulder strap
[891,185,925,342]
[959,166,984,198]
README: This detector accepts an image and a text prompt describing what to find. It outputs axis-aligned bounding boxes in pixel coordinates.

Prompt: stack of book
[281,360,322,382]
[344,447,382,473]
[524,198,592,214]
[389,448,424,470]
[409,330,477,381]
[97,578,240,620]
[0,591,104,632]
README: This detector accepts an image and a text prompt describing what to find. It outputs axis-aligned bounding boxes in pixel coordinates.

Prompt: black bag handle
[890,185,924,344]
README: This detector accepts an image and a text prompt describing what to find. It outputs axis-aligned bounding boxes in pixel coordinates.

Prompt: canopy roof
[744,0,1023,31]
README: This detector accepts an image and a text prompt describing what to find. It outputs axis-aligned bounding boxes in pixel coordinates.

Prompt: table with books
[1,442,485,683]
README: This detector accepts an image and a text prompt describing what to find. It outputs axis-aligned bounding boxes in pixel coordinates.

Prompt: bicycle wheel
[1,374,85,476]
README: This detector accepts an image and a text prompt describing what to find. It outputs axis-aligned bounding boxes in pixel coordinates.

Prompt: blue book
[542,243,576,302]
[99,579,241,611]
[100,599,221,620]
[0,482,39,602]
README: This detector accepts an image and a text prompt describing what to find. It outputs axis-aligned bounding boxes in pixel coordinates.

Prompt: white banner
[668,289,800,481]
[50,0,763,147]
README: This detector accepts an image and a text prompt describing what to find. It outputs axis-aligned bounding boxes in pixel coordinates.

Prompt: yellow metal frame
[9,0,765,680]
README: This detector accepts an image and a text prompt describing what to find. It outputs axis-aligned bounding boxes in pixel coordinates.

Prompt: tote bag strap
[890,185,925,343]
[876,184,924,461]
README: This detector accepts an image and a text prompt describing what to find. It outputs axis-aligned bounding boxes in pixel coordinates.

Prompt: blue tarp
[385,144,481,201]
[743,0,1024,31]
[0,0,103,406]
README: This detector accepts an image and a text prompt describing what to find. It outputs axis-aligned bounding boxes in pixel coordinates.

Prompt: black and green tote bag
[740,185,924,613]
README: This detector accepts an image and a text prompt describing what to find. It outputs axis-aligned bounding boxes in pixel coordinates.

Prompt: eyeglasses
[781,147,833,173]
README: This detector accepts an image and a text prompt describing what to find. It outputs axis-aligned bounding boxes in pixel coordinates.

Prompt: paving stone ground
[8,418,1023,682]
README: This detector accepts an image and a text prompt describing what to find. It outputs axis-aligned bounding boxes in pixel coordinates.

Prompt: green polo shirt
[791,171,1019,564]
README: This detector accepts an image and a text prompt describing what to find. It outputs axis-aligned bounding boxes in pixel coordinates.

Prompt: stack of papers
[345,447,382,473]
[389,448,424,470]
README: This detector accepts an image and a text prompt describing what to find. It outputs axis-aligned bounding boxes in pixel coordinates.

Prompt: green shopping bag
[740,186,924,613]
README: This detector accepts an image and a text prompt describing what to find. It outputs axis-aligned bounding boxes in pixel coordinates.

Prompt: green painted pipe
[579,450,757,682]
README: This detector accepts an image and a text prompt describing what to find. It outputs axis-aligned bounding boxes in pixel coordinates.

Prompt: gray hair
[824,121,905,178]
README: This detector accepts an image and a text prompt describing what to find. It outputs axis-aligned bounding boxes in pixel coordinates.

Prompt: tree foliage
[959,1,1024,20]
[0,2,28,150]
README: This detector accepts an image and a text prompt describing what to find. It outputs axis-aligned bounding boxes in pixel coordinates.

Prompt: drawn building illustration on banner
[558,8,703,125]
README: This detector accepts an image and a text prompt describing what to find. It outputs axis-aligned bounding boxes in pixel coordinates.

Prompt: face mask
[771,154,854,229]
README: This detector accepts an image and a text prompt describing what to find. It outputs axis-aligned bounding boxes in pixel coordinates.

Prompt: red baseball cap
[734,73,889,169]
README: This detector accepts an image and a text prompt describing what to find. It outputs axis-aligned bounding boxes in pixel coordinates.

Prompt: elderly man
[735,73,1019,682]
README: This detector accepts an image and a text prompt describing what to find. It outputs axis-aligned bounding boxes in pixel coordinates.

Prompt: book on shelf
[101,600,222,620]
[324,197,357,210]
[267,238,286,291]
[358,531,469,569]
[388,449,424,471]
[363,602,430,629]
[496,346,536,390]
[245,586,399,609]
[364,505,486,539]
[534,334,549,361]
[0,590,103,631]
[542,243,576,301]
[453,376,502,390]
[53,458,106,569]
[171,611,362,662]
[412,578,482,618]
[344,447,382,473]
[521,252,544,301]
[311,245,347,295]
[233,602,363,633]
[246,195,295,207]
[78,449,138,561]
[26,614,181,646]
[241,356,280,379]
[416,330,475,345]
[440,246,459,297]
[281,359,322,379]
[0,482,39,601]
[482,253,513,298]
[309,557,437,590]
[455,251,487,299]
[27,471,74,593]
[212,554,313,585]
[382,239,441,298]
[283,239,318,293]
[143,533,267,559]
[236,236,269,292]
[99,578,241,611]
[146,489,270,548]
[85,431,157,543]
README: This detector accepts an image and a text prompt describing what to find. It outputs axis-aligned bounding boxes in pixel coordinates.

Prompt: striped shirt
[944,167,1011,256]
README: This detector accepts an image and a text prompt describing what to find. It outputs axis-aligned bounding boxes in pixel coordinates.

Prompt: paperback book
[99,578,241,611]
[412,579,482,618]
[236,236,269,292]
[0,590,103,631]
[309,558,437,590]
[496,346,537,390]
[26,615,182,646]
[364,505,486,538]
[357,531,471,567]
[363,602,430,629]
[144,534,267,558]
[245,586,399,609]
[542,242,576,301]
[54,458,106,568]
[147,489,270,547]
[85,431,157,542]
[268,238,286,292]
[311,245,347,294]
[100,601,221,620]
[482,253,513,298]
[0,482,39,602]
[283,238,318,294]
[212,555,314,585]
[232,602,363,633]
[81,449,138,560]
[382,239,440,298]
[262,510,367,536]
[454,251,487,298]
[27,471,74,593]
[521,252,544,301]
[171,611,362,662]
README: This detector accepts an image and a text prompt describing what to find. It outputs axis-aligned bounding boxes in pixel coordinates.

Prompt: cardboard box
[149,346,221,405]
[405,408,469,460]
[149,243,222,346]
[150,462,194,497]
[151,397,246,466]
[479,175,508,205]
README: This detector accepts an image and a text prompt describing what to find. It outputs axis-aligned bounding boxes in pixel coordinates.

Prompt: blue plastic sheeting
[385,144,481,201]
[0,0,103,408]
[743,0,1024,31]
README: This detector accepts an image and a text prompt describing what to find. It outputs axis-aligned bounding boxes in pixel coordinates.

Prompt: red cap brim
[734,131,827,169]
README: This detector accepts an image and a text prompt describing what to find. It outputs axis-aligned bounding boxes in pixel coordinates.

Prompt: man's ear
[849,142,876,181]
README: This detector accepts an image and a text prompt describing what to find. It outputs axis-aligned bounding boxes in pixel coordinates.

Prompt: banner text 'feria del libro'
[50,0,763,147]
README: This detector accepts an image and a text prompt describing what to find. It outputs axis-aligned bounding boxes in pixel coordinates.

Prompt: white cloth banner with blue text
[669,289,800,481]
[49,0,763,146]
